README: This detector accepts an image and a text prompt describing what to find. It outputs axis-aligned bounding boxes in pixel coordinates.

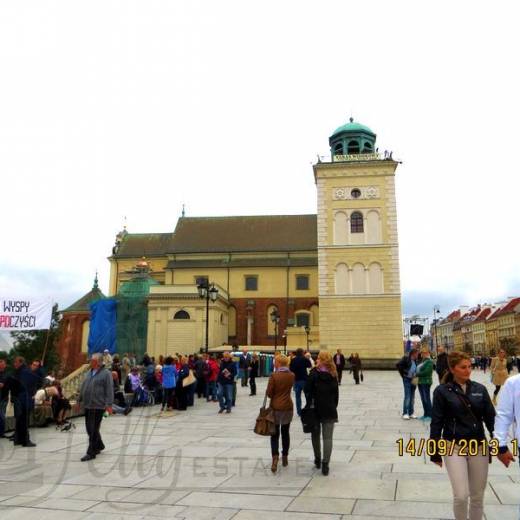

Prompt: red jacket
[208,359,219,382]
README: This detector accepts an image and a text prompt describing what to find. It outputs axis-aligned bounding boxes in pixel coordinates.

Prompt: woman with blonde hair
[430,351,495,520]
[305,351,339,475]
[266,354,295,472]
[490,348,508,405]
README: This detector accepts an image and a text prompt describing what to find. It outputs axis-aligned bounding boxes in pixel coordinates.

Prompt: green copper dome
[331,118,375,137]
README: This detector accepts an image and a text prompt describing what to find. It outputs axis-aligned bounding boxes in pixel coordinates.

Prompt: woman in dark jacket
[351,353,362,384]
[429,351,495,520]
[305,351,339,476]
[175,356,189,410]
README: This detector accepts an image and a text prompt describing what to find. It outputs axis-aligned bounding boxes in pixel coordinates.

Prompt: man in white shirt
[494,373,520,469]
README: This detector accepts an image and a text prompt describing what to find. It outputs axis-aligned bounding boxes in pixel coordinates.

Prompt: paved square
[0,370,518,519]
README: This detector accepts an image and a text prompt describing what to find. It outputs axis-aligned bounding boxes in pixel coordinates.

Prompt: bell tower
[314,119,403,366]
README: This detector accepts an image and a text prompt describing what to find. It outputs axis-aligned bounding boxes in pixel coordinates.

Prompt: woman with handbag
[430,351,495,520]
[305,351,339,476]
[266,354,295,473]
[175,356,190,410]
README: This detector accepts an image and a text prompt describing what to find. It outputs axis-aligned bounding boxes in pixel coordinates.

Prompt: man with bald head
[79,352,113,461]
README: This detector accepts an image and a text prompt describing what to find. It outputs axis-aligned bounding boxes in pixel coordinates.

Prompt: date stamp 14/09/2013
[396,438,519,457]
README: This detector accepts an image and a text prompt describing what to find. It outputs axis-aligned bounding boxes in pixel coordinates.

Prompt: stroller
[132,385,155,407]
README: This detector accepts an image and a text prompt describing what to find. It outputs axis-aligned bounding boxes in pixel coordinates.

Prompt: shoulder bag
[254,392,276,436]
[182,369,196,387]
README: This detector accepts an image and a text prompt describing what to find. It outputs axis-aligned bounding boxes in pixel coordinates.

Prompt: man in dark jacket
[238,348,251,387]
[396,349,419,420]
[8,356,37,447]
[333,349,346,384]
[79,353,113,461]
[290,348,312,416]
[217,352,237,413]
[435,346,449,382]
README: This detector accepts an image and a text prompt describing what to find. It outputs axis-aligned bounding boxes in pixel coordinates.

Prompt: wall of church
[56,313,89,375]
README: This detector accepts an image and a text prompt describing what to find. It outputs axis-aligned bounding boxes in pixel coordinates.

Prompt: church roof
[62,286,105,313]
[170,215,317,254]
[331,119,375,137]
[111,215,318,258]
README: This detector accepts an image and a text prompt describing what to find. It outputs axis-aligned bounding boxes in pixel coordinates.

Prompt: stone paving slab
[0,370,519,519]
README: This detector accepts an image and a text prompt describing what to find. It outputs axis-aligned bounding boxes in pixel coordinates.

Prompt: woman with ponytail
[430,351,495,520]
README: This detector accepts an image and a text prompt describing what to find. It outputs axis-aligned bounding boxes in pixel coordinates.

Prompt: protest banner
[0,297,53,331]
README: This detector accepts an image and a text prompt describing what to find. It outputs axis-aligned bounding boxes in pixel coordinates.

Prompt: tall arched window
[362,142,373,153]
[366,210,381,243]
[81,320,90,353]
[368,263,384,294]
[228,306,237,337]
[334,143,344,155]
[334,211,348,244]
[174,310,190,320]
[350,211,364,233]
[267,304,278,336]
[347,140,360,154]
[352,263,366,294]
[335,263,349,294]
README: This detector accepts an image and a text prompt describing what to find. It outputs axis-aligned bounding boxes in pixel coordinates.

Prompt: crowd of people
[397,345,520,520]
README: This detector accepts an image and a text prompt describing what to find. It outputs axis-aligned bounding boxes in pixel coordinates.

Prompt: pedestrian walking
[217,352,236,413]
[490,349,509,405]
[249,353,259,396]
[206,355,219,402]
[333,349,345,385]
[266,354,295,472]
[78,353,113,461]
[351,353,362,384]
[396,349,419,419]
[239,348,251,387]
[429,351,495,520]
[161,356,177,411]
[435,346,449,382]
[305,351,339,476]
[289,348,311,415]
[417,348,433,421]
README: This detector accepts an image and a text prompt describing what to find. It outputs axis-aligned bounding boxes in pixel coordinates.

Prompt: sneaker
[225,409,231,414]
[410,414,418,419]
[218,409,224,414]
[402,414,410,420]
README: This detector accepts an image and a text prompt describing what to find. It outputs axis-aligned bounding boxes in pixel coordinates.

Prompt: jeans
[311,421,335,463]
[294,380,307,416]
[418,384,432,417]
[249,377,256,395]
[241,370,248,387]
[207,381,217,401]
[270,423,290,456]
[402,377,416,416]
[218,383,233,411]
[162,387,175,409]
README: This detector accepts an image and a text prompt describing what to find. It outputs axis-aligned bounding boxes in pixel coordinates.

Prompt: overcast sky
[1,1,519,348]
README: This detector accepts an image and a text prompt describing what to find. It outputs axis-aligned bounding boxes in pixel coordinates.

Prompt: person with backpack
[305,351,339,476]
[429,351,495,520]
[396,349,419,420]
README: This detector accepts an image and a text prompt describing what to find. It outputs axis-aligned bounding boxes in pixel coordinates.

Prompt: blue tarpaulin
[88,298,117,355]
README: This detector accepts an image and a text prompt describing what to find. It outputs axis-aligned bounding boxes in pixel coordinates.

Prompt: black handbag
[360,372,364,382]
[301,406,318,433]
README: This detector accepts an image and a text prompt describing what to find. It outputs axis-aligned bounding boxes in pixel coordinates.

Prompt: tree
[499,337,519,357]
[8,304,62,372]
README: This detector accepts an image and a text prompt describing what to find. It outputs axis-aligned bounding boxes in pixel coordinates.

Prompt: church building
[60,118,403,368]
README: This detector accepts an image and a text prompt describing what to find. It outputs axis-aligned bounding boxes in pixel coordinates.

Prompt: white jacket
[493,373,520,448]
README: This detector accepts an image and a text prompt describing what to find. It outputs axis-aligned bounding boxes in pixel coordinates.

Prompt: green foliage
[8,304,62,372]
[499,337,519,356]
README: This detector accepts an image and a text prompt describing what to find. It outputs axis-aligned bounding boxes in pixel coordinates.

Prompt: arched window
[352,263,366,294]
[347,140,360,154]
[334,143,344,155]
[362,142,373,153]
[334,211,348,244]
[81,320,90,354]
[267,304,279,336]
[228,306,237,337]
[350,211,364,233]
[368,263,384,294]
[335,263,349,294]
[174,310,190,320]
[366,210,381,243]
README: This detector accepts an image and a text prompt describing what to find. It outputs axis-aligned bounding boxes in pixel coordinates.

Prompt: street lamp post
[197,279,219,354]
[433,305,441,352]
[304,326,310,351]
[270,309,280,354]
